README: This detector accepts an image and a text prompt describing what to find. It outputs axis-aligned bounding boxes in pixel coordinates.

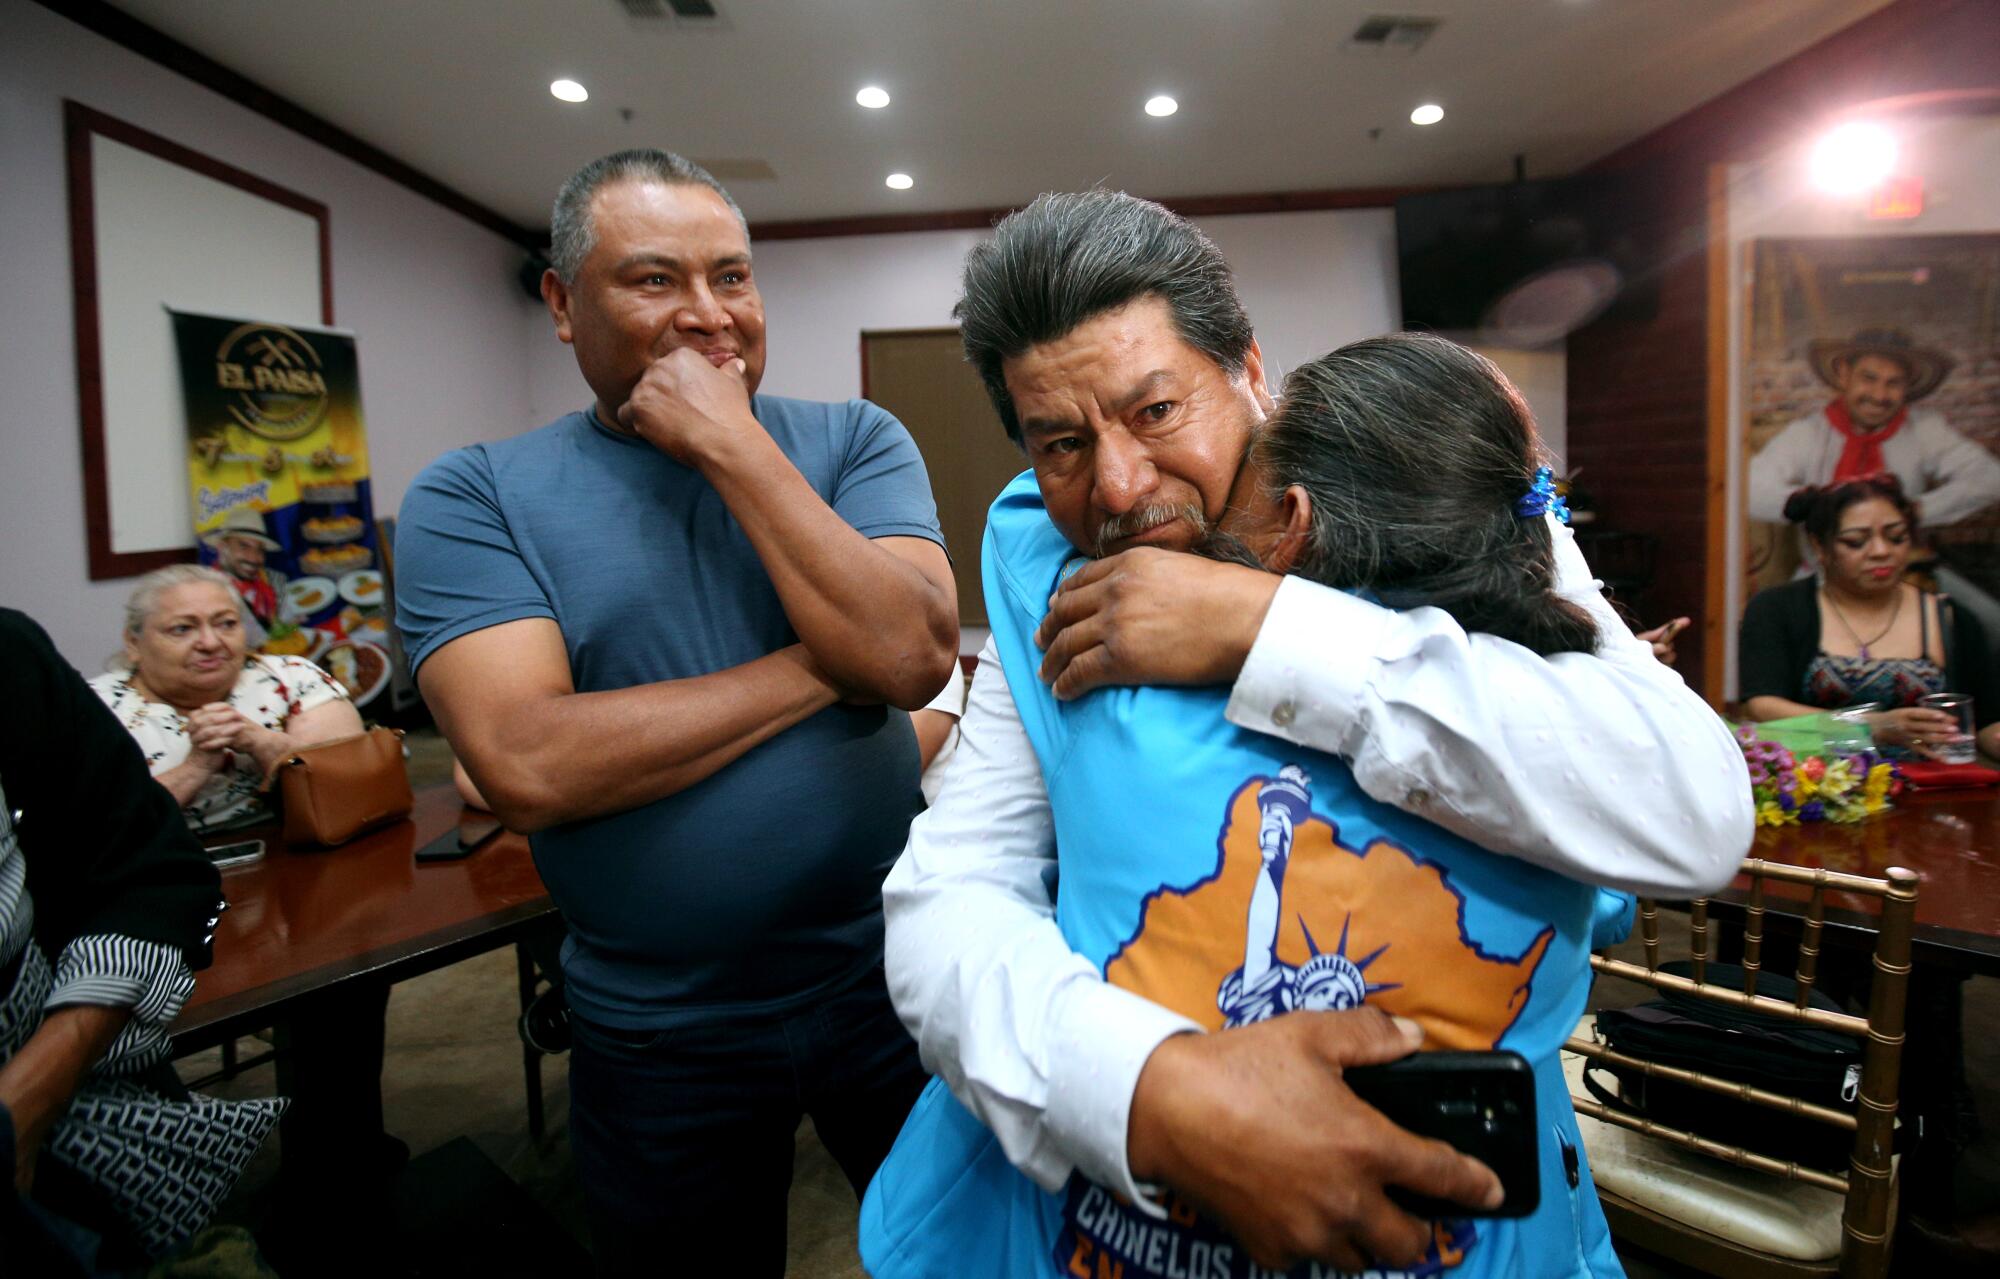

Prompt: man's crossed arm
[624,348,960,710]
[421,621,841,834]
[414,350,958,833]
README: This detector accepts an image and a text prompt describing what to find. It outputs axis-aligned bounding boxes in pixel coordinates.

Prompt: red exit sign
[1868,176,1924,219]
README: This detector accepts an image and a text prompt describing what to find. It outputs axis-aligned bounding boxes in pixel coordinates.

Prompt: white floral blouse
[90,655,350,832]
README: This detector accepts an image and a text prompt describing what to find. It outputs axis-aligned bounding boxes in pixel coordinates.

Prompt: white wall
[1722,114,2000,692]
[747,210,1405,405]
[745,227,994,403]
[0,0,547,669]
[523,298,590,427]
[734,205,1567,463]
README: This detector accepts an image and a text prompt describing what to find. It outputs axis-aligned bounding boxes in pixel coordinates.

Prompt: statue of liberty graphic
[1217,765,1400,1027]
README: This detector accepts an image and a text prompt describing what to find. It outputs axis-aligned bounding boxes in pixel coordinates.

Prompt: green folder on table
[1743,711,1875,756]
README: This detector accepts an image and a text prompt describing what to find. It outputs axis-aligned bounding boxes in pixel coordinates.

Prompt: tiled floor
[183,947,869,1275]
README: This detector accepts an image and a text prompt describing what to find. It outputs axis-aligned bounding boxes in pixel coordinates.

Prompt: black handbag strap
[1580,1061,1641,1120]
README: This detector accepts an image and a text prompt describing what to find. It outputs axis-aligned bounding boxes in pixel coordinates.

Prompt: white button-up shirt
[882,518,1754,1213]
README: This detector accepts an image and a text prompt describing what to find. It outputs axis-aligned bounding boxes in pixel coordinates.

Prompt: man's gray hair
[123,564,244,637]
[548,149,747,282]
[955,190,1255,443]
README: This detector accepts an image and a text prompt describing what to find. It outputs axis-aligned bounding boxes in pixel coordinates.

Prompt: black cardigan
[0,609,221,968]
[1737,576,2000,729]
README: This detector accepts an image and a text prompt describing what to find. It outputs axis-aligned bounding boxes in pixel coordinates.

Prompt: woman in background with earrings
[1739,473,2000,758]
[1737,471,1997,1237]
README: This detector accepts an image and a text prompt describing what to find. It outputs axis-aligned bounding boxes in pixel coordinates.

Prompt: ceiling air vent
[616,0,719,18]
[1346,14,1441,54]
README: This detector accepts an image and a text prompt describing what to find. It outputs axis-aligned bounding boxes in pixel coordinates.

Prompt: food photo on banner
[170,309,392,707]
[1741,234,2000,629]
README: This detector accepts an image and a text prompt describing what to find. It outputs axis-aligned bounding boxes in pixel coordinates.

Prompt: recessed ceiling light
[1410,103,1444,126]
[1145,95,1179,118]
[886,172,914,190]
[550,79,588,104]
[1810,121,1897,195]
[856,85,891,109]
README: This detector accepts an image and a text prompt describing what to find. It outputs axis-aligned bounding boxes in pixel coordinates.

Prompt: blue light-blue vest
[861,474,1627,1279]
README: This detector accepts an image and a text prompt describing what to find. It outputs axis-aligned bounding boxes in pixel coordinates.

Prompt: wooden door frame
[1703,163,1732,705]
[65,100,332,580]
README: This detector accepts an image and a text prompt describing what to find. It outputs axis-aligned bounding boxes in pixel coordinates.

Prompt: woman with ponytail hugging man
[864,331,1738,1278]
[877,193,1749,1277]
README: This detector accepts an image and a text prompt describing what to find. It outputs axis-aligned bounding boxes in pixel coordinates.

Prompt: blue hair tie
[1515,466,1571,525]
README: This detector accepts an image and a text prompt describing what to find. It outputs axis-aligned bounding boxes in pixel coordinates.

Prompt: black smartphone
[203,839,265,869]
[1342,1050,1540,1219]
[415,819,503,863]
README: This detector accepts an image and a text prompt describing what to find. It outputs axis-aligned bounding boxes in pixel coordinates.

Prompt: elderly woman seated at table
[1739,474,2000,759]
[91,567,409,1267]
[90,565,362,831]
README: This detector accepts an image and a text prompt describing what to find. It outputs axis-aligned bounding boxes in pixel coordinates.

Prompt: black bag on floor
[1582,960,1865,1172]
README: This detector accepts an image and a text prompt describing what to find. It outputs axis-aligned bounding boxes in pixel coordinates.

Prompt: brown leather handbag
[267,726,414,846]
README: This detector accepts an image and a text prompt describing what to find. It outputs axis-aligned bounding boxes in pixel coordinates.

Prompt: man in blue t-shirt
[394,150,958,1274]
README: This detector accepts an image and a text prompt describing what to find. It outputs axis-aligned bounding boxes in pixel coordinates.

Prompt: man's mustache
[1094,502,1207,557]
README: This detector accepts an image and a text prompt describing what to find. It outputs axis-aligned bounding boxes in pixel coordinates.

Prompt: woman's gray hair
[123,564,245,637]
[956,191,1255,443]
[548,149,746,283]
[1208,333,1598,658]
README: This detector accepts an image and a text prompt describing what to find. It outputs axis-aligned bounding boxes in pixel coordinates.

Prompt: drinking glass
[1918,692,1976,764]
[1827,703,1879,755]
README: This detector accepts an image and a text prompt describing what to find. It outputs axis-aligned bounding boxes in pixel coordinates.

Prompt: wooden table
[1725,787,2000,974]
[172,786,555,1053]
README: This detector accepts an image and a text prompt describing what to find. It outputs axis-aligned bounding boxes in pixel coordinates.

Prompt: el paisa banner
[170,309,390,705]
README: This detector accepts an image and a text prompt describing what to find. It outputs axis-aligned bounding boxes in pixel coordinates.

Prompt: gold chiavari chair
[1563,859,1918,1279]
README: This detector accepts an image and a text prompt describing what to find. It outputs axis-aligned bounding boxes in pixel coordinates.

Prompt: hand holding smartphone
[1342,1050,1540,1219]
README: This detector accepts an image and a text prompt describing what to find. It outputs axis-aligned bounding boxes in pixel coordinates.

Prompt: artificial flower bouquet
[1736,724,1902,827]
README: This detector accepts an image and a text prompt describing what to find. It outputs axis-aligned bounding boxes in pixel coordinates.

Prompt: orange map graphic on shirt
[1103,773,1552,1050]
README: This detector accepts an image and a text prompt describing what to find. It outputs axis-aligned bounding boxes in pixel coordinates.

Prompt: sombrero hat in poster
[1806,327,1955,403]
[199,507,282,552]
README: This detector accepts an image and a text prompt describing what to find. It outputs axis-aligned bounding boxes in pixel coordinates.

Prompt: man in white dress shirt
[884,191,1754,1267]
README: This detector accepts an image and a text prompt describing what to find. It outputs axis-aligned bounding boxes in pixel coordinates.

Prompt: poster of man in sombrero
[1742,234,2000,601]
[202,506,287,642]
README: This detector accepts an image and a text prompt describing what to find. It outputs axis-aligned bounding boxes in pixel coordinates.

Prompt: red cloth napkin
[1898,760,2000,790]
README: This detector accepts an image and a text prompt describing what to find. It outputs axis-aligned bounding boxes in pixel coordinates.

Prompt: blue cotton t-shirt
[394,396,944,1028]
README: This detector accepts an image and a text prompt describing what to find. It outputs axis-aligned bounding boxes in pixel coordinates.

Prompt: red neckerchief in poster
[1824,396,1910,484]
